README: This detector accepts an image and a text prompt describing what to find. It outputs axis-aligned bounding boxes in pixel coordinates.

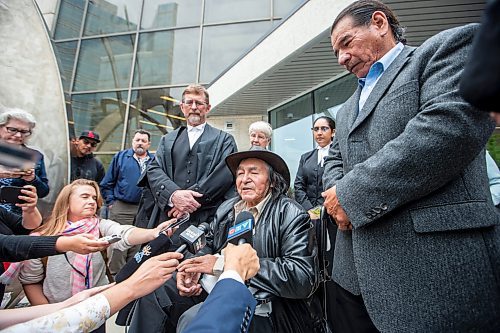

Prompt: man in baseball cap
[70,130,105,182]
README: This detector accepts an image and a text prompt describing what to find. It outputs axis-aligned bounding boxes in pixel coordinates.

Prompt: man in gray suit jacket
[322,1,500,332]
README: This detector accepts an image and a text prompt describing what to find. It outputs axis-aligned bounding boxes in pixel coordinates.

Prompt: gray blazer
[323,24,500,332]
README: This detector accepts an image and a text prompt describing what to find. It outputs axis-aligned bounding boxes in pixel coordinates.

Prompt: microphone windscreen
[115,233,172,283]
[235,211,253,225]
[228,211,254,245]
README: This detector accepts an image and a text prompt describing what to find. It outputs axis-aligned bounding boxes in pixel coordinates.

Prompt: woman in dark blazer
[294,116,335,214]
[294,116,336,329]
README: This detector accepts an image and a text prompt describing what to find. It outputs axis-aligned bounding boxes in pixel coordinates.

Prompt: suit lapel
[165,128,182,177]
[344,86,362,131]
[196,124,217,177]
[349,46,415,133]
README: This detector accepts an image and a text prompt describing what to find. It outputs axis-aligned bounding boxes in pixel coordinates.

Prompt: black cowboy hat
[225,146,290,188]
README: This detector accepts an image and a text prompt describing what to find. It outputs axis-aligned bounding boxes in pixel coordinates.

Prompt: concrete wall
[0,0,68,215]
[207,114,267,151]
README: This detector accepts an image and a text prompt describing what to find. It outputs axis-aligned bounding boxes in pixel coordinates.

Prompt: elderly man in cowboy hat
[127,147,321,333]
[174,146,321,333]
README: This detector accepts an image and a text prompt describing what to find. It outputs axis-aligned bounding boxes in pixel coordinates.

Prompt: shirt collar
[187,123,206,132]
[358,42,404,88]
[317,144,331,152]
[233,192,272,223]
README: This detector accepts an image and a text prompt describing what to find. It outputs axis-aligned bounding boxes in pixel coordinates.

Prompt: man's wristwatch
[212,255,225,275]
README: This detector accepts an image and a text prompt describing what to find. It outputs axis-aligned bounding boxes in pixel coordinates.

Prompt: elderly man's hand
[322,186,352,231]
[177,271,202,297]
[169,190,202,217]
[223,243,260,281]
[177,254,218,275]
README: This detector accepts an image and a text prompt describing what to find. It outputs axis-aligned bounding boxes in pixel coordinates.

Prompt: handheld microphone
[115,233,172,283]
[175,222,211,254]
[227,211,254,245]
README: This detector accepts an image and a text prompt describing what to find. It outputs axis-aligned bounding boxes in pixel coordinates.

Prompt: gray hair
[331,0,406,44]
[0,107,37,129]
[248,121,272,138]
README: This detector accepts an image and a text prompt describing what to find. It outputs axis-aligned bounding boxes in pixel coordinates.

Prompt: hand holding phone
[0,186,27,205]
[98,234,122,244]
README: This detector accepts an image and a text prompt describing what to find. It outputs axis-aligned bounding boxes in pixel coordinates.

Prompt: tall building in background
[43,0,306,165]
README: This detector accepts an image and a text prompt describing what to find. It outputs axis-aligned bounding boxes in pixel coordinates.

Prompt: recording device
[0,142,38,169]
[159,213,190,235]
[0,186,27,205]
[114,233,173,283]
[175,223,211,254]
[227,211,254,245]
[98,234,122,244]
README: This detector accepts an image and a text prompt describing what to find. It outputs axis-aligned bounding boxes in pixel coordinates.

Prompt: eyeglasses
[82,138,98,147]
[5,126,32,137]
[312,126,330,132]
[182,99,207,109]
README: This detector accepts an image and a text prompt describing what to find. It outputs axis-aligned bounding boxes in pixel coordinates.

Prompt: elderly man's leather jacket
[199,194,323,332]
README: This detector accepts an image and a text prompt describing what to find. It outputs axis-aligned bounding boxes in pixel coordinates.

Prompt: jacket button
[187,170,191,174]
[186,180,190,183]
[160,185,165,190]
[156,192,160,196]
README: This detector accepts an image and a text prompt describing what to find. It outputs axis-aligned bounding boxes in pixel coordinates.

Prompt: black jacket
[70,153,105,183]
[200,195,322,332]
[139,124,237,229]
[294,149,326,211]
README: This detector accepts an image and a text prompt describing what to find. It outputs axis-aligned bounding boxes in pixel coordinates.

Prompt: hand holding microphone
[224,243,260,281]
[114,215,191,283]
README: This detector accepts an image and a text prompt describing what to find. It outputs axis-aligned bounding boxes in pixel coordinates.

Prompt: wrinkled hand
[125,252,183,298]
[177,255,218,275]
[16,185,38,212]
[55,234,110,254]
[223,243,260,281]
[322,186,352,231]
[169,190,202,217]
[177,271,202,297]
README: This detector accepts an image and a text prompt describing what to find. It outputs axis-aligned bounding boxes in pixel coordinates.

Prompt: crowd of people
[0,0,499,332]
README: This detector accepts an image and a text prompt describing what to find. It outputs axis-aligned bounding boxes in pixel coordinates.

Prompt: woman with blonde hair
[19,179,172,332]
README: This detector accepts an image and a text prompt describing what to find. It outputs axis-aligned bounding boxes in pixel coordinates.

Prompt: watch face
[213,256,225,275]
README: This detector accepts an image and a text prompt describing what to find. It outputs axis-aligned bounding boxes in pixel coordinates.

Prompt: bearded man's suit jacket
[143,124,237,232]
[323,23,500,332]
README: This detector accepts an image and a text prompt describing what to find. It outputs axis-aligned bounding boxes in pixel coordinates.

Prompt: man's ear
[371,11,389,36]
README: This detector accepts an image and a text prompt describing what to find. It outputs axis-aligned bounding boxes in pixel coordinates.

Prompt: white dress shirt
[187,123,206,149]
[317,145,331,167]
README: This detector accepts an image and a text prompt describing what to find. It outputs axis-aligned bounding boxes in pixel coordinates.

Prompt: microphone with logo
[175,222,211,254]
[227,211,254,245]
[114,215,192,284]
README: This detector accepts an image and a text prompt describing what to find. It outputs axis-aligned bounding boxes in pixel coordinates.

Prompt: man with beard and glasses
[100,130,154,276]
[125,84,237,331]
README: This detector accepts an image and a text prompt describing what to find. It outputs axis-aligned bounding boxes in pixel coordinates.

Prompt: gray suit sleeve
[336,24,495,228]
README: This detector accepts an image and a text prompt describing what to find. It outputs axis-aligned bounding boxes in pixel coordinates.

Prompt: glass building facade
[51,0,305,165]
[269,74,358,185]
